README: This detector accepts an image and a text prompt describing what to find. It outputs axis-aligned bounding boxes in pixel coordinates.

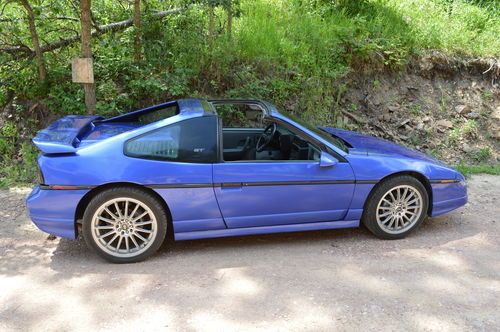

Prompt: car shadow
[45,210,478,276]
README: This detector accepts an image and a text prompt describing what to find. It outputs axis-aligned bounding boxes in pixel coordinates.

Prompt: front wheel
[82,187,168,263]
[362,175,428,239]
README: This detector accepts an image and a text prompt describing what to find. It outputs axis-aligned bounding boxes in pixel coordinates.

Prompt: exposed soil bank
[332,53,500,164]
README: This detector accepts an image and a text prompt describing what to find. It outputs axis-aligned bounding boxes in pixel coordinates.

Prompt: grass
[455,164,500,177]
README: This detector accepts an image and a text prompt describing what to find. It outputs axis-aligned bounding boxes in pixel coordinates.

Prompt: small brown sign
[72,58,94,83]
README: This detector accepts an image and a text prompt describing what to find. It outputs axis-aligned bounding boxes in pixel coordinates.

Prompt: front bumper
[430,179,468,217]
[26,185,89,239]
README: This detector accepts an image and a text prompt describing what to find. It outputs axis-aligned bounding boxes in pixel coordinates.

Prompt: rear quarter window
[125,116,218,163]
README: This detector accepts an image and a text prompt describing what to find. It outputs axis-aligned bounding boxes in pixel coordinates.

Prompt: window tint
[125,116,217,163]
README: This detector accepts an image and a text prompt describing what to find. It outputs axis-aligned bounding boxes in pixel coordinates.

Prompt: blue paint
[26,98,468,242]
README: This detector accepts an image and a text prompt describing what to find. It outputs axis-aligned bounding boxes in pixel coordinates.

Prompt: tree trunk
[227,1,232,39]
[208,5,215,45]
[80,0,96,114]
[133,0,141,62]
[19,0,46,81]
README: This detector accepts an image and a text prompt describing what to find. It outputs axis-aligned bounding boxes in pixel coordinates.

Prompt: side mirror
[319,151,338,168]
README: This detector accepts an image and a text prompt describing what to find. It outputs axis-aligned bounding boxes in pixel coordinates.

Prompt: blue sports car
[26,99,467,263]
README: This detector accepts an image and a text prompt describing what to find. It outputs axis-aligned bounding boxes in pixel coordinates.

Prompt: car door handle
[220,182,243,190]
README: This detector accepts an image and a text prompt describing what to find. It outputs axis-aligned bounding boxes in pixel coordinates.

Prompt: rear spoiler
[33,115,103,154]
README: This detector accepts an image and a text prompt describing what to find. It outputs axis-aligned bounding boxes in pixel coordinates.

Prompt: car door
[212,156,355,229]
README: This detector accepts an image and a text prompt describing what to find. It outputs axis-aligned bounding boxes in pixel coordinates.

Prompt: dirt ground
[0,175,499,331]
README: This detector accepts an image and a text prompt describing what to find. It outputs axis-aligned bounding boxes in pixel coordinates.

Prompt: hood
[321,127,448,166]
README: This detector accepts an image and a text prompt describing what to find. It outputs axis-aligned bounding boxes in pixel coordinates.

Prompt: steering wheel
[256,123,277,152]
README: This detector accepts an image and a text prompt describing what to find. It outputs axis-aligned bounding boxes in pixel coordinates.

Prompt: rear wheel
[362,175,428,239]
[82,187,167,263]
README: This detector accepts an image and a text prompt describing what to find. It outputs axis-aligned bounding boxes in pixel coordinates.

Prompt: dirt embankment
[334,53,500,164]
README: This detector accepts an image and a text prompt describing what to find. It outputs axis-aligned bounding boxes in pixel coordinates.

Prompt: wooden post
[80,0,96,114]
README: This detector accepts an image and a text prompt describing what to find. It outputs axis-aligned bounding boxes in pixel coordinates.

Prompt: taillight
[36,164,45,185]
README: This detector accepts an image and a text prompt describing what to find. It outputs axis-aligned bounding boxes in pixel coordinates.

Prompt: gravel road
[1,175,499,331]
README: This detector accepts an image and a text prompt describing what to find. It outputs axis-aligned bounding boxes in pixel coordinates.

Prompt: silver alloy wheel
[91,197,158,258]
[376,185,423,235]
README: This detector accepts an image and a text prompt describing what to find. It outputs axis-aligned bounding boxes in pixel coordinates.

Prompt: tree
[19,0,46,81]
[80,0,96,114]
[226,0,232,38]
[207,2,215,45]
[133,0,141,62]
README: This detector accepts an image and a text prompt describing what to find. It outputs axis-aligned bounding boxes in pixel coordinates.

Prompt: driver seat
[243,147,256,160]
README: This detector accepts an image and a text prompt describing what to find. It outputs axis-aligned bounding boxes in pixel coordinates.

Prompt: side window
[216,104,264,128]
[125,116,217,163]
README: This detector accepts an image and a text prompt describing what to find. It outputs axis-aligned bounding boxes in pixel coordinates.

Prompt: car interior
[215,103,321,162]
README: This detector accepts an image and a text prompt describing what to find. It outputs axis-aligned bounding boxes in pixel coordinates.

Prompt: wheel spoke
[404,192,415,203]
[124,200,129,218]
[98,216,116,224]
[402,187,408,200]
[378,211,392,218]
[381,215,393,224]
[382,198,393,206]
[98,230,115,239]
[104,207,119,220]
[129,203,140,219]
[137,229,153,234]
[407,198,419,206]
[106,233,119,247]
[125,236,130,252]
[114,202,123,219]
[116,236,123,252]
[131,211,148,223]
[134,232,148,243]
[135,220,153,227]
[130,234,140,249]
[96,226,114,230]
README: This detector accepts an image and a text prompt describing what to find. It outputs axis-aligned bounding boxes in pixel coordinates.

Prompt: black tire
[361,175,429,240]
[82,187,168,263]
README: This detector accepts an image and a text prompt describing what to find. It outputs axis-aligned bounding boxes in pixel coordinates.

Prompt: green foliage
[462,119,478,137]
[0,142,39,188]
[481,89,493,102]
[455,163,500,177]
[448,127,461,144]
[467,147,492,163]
[410,103,422,116]
[0,121,17,157]
[0,122,38,187]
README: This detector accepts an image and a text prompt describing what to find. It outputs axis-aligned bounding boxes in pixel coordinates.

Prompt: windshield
[279,111,348,153]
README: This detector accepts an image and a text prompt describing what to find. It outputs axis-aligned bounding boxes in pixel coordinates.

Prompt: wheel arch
[74,182,173,237]
[365,171,433,216]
